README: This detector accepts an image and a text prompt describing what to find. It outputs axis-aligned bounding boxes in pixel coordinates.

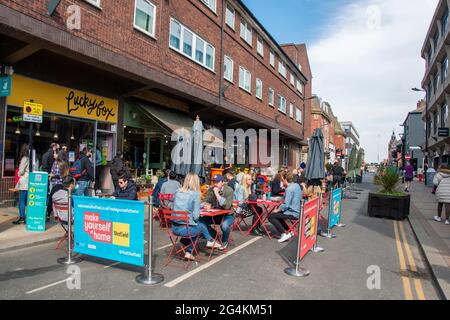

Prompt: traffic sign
[23,101,43,123]
[405,153,411,161]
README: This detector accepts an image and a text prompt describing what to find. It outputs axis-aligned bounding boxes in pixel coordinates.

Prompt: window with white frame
[278,61,287,78]
[296,108,302,123]
[296,80,303,94]
[169,18,215,71]
[239,66,251,93]
[290,73,295,86]
[240,18,253,46]
[134,0,156,37]
[226,4,235,29]
[224,55,234,82]
[200,0,217,13]
[270,50,275,67]
[289,103,294,118]
[278,95,287,113]
[256,78,263,100]
[84,0,101,7]
[269,88,275,107]
[257,35,264,57]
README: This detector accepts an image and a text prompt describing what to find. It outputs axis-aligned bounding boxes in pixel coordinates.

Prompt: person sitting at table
[51,176,76,223]
[271,170,285,196]
[112,175,138,200]
[160,170,181,208]
[173,173,222,261]
[225,169,239,192]
[268,172,302,243]
[201,174,234,250]
[235,174,264,236]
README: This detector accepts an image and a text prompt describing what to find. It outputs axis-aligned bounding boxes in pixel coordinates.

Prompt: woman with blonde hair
[235,174,264,236]
[172,173,221,260]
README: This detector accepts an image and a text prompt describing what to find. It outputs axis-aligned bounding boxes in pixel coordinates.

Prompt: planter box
[368,193,410,220]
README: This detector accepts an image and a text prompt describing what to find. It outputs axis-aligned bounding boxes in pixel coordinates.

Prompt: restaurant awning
[135,102,194,133]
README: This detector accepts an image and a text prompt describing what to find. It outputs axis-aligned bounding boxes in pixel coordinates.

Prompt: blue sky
[243,0,355,45]
[243,0,438,163]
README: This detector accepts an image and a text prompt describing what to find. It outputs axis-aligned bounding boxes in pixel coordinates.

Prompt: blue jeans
[74,181,89,196]
[200,215,235,245]
[19,190,27,219]
[171,223,213,253]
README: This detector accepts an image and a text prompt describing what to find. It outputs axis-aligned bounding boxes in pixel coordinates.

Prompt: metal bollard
[57,188,82,265]
[319,188,336,239]
[136,196,164,285]
[285,200,310,277]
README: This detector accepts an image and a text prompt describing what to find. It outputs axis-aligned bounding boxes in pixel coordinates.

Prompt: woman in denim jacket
[172,173,222,261]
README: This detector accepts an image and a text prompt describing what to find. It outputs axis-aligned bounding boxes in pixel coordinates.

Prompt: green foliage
[376,166,402,195]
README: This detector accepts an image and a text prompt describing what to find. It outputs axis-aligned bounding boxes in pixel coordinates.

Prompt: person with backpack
[72,148,94,196]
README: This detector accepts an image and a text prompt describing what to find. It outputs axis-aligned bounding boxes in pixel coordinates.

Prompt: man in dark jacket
[110,151,129,191]
[112,175,138,200]
[152,169,169,208]
[42,143,59,173]
[74,148,94,196]
[332,161,345,188]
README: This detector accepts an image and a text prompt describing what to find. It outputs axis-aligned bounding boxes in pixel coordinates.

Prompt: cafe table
[246,199,283,240]
[200,209,232,261]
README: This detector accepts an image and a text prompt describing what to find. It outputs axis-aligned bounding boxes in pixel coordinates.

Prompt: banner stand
[57,188,82,265]
[136,196,164,285]
[319,188,337,239]
[311,193,325,253]
[335,189,347,228]
[285,201,310,278]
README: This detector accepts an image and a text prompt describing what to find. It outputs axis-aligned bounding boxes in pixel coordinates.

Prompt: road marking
[164,237,261,288]
[26,277,72,295]
[398,221,426,300]
[156,243,173,251]
[393,221,413,300]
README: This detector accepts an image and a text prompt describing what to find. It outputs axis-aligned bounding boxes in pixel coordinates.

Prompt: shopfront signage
[0,76,11,97]
[23,101,43,123]
[9,75,118,123]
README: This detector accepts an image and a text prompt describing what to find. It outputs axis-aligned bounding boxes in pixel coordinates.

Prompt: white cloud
[309,0,438,163]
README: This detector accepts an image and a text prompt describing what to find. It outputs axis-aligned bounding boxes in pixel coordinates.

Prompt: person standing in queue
[73,148,94,196]
[201,175,234,250]
[42,143,59,174]
[110,151,129,191]
[13,144,30,225]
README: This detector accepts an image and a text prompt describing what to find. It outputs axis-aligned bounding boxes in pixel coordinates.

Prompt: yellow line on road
[398,221,426,300]
[393,221,413,300]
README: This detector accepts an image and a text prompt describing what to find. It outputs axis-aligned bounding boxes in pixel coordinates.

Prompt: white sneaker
[433,216,442,222]
[184,252,196,261]
[446,220,450,225]
[206,241,224,250]
[277,233,292,243]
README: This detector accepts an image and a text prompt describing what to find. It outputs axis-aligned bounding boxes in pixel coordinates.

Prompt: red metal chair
[231,200,252,236]
[162,210,202,269]
[53,203,73,250]
[158,194,174,229]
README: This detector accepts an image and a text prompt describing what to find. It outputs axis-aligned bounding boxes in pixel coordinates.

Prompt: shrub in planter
[368,167,410,220]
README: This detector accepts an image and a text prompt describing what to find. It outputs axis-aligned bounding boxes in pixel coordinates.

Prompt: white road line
[26,278,71,295]
[156,243,173,251]
[164,237,261,288]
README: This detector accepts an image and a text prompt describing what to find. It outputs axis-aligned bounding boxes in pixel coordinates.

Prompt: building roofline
[236,0,308,83]
[421,0,445,56]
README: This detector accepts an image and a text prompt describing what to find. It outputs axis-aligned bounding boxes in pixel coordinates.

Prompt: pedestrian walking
[94,146,103,194]
[433,164,450,225]
[404,161,415,192]
[13,144,29,225]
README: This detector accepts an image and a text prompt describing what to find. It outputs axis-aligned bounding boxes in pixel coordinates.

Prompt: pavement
[407,179,450,300]
[0,175,442,300]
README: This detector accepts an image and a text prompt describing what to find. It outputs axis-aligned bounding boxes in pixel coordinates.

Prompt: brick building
[0,0,309,205]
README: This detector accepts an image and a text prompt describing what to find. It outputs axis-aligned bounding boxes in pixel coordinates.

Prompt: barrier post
[136,196,164,285]
[57,188,82,265]
[285,200,310,277]
[319,187,336,239]
[311,193,325,253]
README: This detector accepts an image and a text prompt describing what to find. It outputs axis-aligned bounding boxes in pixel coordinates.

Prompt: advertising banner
[26,172,49,232]
[329,188,342,229]
[300,197,319,260]
[73,197,145,266]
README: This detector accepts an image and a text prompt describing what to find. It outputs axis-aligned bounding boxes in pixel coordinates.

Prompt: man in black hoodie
[110,151,129,191]
[73,148,94,196]
[112,175,138,200]
[42,143,59,173]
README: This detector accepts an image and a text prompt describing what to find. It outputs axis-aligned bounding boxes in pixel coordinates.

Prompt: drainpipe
[219,0,226,106]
